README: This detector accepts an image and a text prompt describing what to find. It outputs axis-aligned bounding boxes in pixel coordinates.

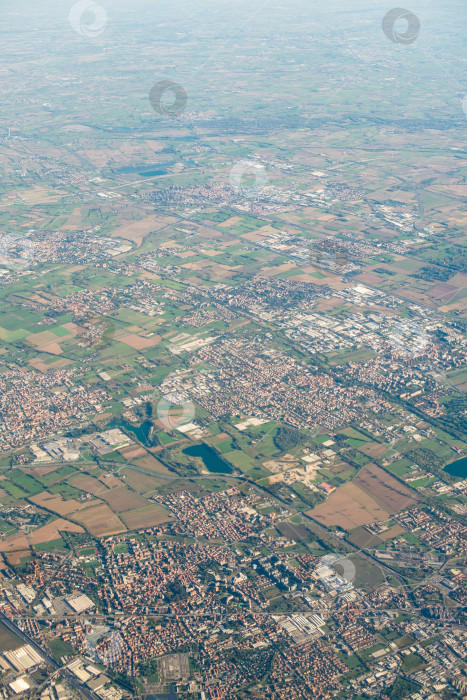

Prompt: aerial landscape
[0,0,466,698]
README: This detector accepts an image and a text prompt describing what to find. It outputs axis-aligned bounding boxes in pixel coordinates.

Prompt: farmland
[0,623,21,653]
[71,503,126,537]
[353,463,419,513]
[0,2,465,696]
[310,481,392,531]
[310,463,419,533]
[119,504,172,529]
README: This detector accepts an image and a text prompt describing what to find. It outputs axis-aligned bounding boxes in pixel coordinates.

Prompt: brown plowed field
[30,492,90,516]
[98,486,148,513]
[119,504,172,530]
[133,455,174,475]
[310,463,418,532]
[310,482,390,530]
[120,469,165,493]
[354,463,418,513]
[72,503,126,536]
[0,519,84,553]
[119,445,148,460]
[70,475,110,496]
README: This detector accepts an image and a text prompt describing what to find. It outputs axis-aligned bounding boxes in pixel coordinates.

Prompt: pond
[106,419,153,447]
[114,165,168,177]
[182,443,233,474]
[444,455,467,478]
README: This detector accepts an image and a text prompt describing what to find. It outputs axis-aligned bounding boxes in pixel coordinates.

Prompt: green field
[0,623,21,653]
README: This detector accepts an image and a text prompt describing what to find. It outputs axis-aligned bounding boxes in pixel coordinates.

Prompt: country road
[99,459,423,597]
[18,453,458,614]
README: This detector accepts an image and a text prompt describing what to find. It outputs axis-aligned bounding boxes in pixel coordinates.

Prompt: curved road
[101,459,418,596]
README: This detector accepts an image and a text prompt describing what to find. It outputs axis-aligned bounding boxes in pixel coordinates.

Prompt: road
[19,450,460,617]
[0,610,98,699]
[22,451,460,608]
[99,459,423,597]
[8,601,465,626]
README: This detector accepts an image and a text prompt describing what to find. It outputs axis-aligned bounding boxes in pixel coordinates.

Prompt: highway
[0,610,98,699]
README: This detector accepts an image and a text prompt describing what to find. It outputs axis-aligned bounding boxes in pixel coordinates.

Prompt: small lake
[115,165,168,177]
[138,169,167,177]
[106,419,153,447]
[444,456,467,478]
[183,443,233,474]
